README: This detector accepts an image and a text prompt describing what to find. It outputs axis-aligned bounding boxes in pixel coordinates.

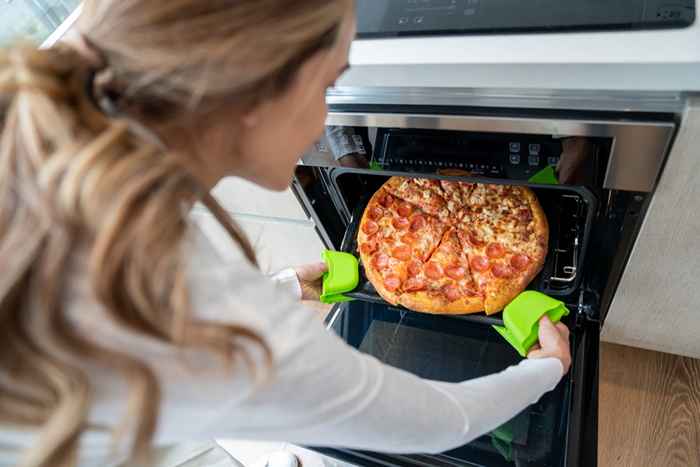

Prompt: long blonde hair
[0,1,351,466]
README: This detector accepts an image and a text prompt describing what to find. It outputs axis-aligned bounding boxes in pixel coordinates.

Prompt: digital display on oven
[374,129,564,181]
[356,0,695,38]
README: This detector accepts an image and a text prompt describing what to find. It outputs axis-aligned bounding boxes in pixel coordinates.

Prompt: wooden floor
[599,343,700,467]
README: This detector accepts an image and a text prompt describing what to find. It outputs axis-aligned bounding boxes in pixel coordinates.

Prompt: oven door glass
[324,301,578,467]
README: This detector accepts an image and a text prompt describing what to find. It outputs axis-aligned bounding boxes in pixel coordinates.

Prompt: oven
[291,103,676,467]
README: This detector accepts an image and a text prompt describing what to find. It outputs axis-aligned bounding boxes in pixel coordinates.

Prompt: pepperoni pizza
[358,177,549,315]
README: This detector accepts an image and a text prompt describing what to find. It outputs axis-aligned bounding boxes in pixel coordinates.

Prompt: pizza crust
[522,187,550,257]
[399,292,483,315]
[482,188,549,315]
[484,279,527,315]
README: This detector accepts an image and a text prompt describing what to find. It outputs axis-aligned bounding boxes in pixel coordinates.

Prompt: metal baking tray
[326,169,597,315]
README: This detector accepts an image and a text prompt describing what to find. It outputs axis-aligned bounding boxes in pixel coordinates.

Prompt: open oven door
[310,301,599,467]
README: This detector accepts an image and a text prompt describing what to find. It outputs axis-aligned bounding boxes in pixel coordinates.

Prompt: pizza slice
[440,179,476,220]
[358,190,406,305]
[358,188,444,305]
[458,215,548,314]
[458,236,524,314]
[399,229,483,314]
[383,177,450,222]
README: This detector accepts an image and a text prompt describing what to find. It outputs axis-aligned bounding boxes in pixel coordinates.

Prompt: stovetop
[356,0,696,38]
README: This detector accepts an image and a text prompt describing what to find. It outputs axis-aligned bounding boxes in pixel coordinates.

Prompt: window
[0,0,81,47]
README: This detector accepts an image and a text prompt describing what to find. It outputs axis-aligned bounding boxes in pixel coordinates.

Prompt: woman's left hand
[294,262,328,301]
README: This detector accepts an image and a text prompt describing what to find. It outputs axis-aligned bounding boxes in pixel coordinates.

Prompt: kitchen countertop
[341,18,700,92]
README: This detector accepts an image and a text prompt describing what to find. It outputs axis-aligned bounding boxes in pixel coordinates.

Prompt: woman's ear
[241,98,275,128]
[242,107,260,128]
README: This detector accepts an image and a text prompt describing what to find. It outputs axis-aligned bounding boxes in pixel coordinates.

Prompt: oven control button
[528,155,540,166]
[509,153,521,165]
[529,144,541,155]
[315,141,328,153]
[398,17,409,25]
[509,142,521,153]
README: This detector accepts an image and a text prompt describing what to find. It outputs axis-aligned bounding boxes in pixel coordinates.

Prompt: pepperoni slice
[404,277,426,292]
[362,220,379,236]
[397,202,414,217]
[359,241,378,255]
[408,260,423,277]
[392,217,410,230]
[445,266,466,280]
[372,253,389,269]
[384,275,401,292]
[443,284,462,302]
[486,242,506,259]
[424,262,444,279]
[391,245,412,261]
[368,206,384,221]
[492,263,514,279]
[379,193,394,208]
[470,255,490,272]
[401,233,417,245]
[511,254,531,271]
[410,215,427,232]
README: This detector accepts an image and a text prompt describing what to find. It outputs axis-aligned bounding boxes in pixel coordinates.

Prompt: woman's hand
[527,316,572,374]
[293,262,328,301]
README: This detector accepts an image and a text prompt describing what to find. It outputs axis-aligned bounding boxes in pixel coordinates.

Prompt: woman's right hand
[527,316,572,374]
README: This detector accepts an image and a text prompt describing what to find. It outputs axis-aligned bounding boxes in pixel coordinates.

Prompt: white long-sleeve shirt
[0,225,563,467]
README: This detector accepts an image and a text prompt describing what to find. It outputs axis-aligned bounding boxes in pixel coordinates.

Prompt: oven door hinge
[576,288,600,326]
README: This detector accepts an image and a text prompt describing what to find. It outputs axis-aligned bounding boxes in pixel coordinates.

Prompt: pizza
[357,176,548,315]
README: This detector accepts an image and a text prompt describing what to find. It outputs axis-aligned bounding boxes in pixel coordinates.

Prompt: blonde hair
[0,1,351,466]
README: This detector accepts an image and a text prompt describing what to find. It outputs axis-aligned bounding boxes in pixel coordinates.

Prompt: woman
[0,1,571,466]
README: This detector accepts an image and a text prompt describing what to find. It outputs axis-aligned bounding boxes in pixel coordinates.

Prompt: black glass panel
[329,302,572,467]
[357,0,695,38]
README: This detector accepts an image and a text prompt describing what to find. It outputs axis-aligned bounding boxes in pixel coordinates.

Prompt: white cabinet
[603,99,700,359]
[211,177,307,221]
[191,177,324,274]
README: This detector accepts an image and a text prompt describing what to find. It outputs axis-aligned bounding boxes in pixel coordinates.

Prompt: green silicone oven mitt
[493,291,570,357]
[528,165,559,185]
[320,250,359,304]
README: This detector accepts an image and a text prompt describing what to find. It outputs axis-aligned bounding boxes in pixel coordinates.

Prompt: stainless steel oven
[291,98,676,467]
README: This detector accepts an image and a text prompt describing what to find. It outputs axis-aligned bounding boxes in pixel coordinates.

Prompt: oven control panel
[356,0,696,38]
[374,129,563,182]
